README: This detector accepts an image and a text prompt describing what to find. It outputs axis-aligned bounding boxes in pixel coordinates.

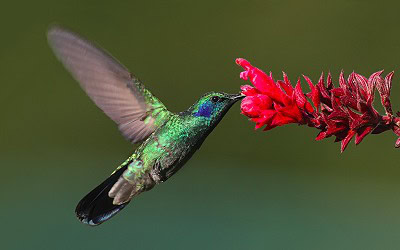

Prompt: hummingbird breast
[137,114,209,183]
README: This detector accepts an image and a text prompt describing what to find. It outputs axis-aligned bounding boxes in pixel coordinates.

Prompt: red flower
[237,58,400,152]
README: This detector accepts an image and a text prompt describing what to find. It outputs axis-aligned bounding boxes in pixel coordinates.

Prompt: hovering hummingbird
[47,26,243,226]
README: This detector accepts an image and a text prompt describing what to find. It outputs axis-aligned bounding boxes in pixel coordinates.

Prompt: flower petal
[341,130,356,152]
[355,126,373,145]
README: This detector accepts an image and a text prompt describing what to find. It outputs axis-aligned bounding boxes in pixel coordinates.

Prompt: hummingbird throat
[193,101,213,118]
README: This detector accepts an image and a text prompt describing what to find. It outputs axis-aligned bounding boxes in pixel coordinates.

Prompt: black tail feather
[75,165,129,226]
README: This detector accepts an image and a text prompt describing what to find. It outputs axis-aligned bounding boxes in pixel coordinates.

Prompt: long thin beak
[229,93,245,102]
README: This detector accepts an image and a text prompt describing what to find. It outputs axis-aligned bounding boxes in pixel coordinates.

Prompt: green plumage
[47,26,243,226]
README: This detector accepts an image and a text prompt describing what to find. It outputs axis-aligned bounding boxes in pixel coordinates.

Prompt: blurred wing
[47,26,169,143]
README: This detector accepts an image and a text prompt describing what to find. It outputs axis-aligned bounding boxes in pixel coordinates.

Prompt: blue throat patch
[194,102,213,118]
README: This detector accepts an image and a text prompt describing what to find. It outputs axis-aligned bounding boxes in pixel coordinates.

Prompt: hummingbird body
[134,94,239,182]
[47,26,243,226]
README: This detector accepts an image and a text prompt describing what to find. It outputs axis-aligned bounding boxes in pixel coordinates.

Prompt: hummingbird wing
[47,26,170,144]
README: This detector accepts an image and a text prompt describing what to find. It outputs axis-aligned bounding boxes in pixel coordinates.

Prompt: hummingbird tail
[75,165,129,226]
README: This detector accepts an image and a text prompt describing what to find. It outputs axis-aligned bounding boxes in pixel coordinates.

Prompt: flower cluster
[237,58,400,152]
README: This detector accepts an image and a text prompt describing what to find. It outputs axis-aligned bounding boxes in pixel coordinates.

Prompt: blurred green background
[2,0,400,249]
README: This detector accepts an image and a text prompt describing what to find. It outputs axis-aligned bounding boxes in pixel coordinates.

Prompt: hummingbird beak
[229,93,245,102]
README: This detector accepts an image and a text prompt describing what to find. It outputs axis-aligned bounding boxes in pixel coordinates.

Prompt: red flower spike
[237,58,400,152]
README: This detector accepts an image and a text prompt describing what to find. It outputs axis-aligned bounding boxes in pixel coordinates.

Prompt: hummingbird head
[186,92,244,125]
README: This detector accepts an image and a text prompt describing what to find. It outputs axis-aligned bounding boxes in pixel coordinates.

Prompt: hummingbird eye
[211,96,220,103]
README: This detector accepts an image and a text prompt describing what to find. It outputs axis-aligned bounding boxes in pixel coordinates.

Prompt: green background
[2,0,400,249]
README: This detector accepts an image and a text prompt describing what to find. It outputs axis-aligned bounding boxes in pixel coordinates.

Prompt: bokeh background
[2,0,400,249]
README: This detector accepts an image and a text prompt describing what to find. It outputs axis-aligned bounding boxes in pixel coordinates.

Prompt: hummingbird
[47,26,244,226]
